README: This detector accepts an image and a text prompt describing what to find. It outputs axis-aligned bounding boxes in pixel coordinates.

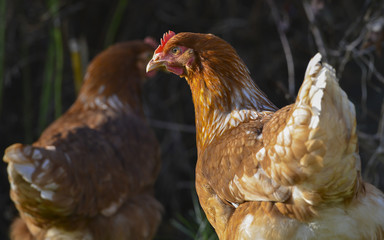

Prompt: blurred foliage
[0,0,384,239]
[171,191,218,240]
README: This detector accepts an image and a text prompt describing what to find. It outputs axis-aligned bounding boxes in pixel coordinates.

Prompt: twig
[365,150,384,186]
[275,80,295,102]
[266,0,295,97]
[337,42,384,81]
[354,57,368,117]
[358,130,378,141]
[337,26,368,78]
[363,100,384,185]
[356,52,384,84]
[378,101,384,146]
[302,1,327,59]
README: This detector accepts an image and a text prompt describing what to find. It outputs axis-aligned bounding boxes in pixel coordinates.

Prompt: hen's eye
[171,47,180,55]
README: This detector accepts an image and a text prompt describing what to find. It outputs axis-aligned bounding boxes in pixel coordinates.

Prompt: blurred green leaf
[38,36,55,134]
[48,0,63,119]
[105,0,129,47]
[171,191,218,240]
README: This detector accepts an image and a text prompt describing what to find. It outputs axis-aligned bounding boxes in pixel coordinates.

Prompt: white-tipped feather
[5,145,60,204]
[32,149,43,160]
[13,163,35,183]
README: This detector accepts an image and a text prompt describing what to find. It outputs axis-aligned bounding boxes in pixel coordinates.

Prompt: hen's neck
[76,71,144,116]
[186,58,276,154]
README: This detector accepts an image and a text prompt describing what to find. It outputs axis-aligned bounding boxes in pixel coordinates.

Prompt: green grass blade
[39,0,64,132]
[170,217,195,239]
[52,24,63,118]
[171,190,218,240]
[104,0,129,47]
[22,41,33,143]
[48,0,63,118]
[38,36,55,133]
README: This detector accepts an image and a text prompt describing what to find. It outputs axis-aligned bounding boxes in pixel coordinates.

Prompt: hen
[146,31,384,239]
[3,39,162,240]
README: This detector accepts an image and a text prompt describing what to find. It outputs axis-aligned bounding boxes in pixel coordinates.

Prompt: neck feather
[186,56,276,153]
[76,70,144,115]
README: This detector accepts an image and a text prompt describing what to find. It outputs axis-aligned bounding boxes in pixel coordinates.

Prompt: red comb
[154,30,176,54]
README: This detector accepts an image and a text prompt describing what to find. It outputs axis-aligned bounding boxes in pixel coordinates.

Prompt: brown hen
[146,31,384,239]
[3,40,162,240]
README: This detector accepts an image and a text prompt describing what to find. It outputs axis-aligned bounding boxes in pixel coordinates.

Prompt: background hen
[147,31,384,239]
[3,40,162,239]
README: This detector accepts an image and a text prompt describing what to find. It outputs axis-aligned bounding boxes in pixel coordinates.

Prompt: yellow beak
[146,57,166,73]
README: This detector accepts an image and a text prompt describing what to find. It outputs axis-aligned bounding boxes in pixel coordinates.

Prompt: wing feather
[199,115,290,206]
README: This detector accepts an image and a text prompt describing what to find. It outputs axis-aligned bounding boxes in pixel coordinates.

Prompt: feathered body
[146,31,384,239]
[4,40,162,240]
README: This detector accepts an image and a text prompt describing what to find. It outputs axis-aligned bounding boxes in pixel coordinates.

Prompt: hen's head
[146,31,242,79]
[146,31,277,113]
[81,39,157,95]
[88,40,156,84]
[78,39,157,112]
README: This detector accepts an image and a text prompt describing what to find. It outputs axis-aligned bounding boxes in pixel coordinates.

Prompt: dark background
[1,0,384,239]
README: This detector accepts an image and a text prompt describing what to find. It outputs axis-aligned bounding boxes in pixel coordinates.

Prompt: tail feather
[3,143,72,218]
[295,53,359,200]
[298,53,356,136]
[4,144,61,189]
[4,144,36,185]
[264,53,360,204]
